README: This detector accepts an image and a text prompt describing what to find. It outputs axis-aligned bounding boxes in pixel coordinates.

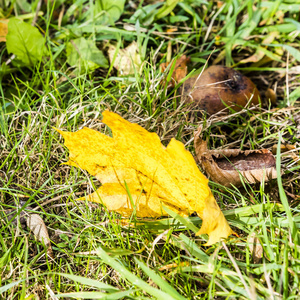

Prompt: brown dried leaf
[26,214,53,258]
[194,128,277,187]
[248,232,263,264]
[160,55,190,88]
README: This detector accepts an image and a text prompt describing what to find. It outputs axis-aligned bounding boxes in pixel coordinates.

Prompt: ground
[1,0,300,299]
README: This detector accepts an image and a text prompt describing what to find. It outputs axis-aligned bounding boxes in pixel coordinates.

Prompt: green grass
[1,0,300,299]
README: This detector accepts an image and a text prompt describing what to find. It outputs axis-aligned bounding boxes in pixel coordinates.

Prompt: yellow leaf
[56,111,234,245]
[0,19,9,42]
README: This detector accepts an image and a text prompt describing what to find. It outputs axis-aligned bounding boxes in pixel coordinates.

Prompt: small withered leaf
[160,55,190,88]
[27,214,53,258]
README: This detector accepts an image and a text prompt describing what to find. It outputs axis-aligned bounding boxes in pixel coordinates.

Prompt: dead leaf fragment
[194,129,277,187]
[108,41,142,75]
[27,214,53,258]
[248,232,263,264]
[0,19,9,42]
[160,55,190,88]
[272,143,299,164]
[56,111,235,245]
[239,32,278,64]
[159,261,189,271]
[272,143,296,154]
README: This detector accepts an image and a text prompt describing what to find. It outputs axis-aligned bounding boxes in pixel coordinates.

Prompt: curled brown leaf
[194,128,277,187]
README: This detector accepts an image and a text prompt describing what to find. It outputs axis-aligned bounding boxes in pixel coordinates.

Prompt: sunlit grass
[1,0,300,299]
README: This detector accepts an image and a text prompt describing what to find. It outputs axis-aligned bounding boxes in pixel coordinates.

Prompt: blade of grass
[134,258,186,300]
[56,290,136,299]
[96,247,178,300]
[0,280,23,294]
[57,273,118,292]
[162,205,199,234]
[276,132,299,244]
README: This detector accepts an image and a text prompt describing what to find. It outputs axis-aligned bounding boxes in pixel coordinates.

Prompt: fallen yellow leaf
[0,19,9,42]
[56,111,234,245]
